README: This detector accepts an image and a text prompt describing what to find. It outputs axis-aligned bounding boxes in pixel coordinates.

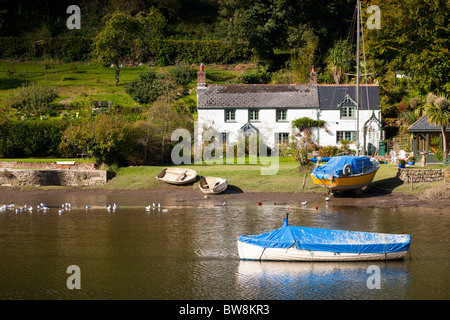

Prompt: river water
[0,192,448,300]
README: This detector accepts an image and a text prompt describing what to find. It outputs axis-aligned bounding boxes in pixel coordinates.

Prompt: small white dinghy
[238,214,411,262]
[199,176,228,194]
[156,167,197,185]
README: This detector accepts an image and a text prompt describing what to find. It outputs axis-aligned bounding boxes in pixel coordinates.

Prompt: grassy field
[0,60,243,110]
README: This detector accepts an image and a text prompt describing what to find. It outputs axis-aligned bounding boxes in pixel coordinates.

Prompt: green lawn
[104,158,447,194]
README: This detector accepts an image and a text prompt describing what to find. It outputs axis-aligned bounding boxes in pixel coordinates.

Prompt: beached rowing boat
[199,176,228,194]
[156,168,197,185]
[237,215,411,262]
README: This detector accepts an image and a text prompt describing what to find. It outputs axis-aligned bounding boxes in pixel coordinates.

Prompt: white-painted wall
[197,108,382,152]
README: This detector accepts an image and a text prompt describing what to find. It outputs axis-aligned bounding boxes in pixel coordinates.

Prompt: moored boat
[310,155,379,193]
[156,167,197,185]
[199,176,228,194]
[237,215,410,262]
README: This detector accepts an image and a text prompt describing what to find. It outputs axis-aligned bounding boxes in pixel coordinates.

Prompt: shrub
[292,117,326,130]
[171,64,195,92]
[236,66,271,84]
[125,70,164,104]
[4,83,57,117]
[60,114,141,165]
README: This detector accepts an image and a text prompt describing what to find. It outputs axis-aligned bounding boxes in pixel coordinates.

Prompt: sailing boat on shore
[311,0,380,194]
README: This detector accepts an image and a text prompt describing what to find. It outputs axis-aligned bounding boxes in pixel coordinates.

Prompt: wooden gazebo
[408,115,450,164]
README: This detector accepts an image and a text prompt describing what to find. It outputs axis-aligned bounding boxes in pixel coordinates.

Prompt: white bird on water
[301,201,307,205]
[325,197,331,201]
[58,209,64,215]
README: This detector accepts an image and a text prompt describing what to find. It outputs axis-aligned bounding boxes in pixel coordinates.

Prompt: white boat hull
[238,241,408,262]
[156,168,197,185]
[199,176,228,194]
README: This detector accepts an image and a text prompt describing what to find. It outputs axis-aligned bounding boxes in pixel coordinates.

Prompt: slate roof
[197,84,319,109]
[408,115,450,132]
[197,84,381,110]
[318,85,381,110]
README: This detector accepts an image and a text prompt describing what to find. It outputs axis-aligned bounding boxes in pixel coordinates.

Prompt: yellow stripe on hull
[310,169,378,191]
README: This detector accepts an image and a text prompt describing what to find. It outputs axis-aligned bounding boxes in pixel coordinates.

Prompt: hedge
[1,118,69,158]
[0,36,251,64]
[0,36,93,62]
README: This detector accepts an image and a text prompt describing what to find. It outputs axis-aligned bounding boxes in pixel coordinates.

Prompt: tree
[287,25,319,83]
[365,0,450,95]
[92,8,166,86]
[325,39,352,84]
[424,93,450,160]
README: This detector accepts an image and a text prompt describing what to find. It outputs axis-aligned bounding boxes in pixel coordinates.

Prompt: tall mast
[356,0,360,155]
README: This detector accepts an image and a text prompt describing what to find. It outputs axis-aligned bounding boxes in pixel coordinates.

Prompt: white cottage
[196,65,383,155]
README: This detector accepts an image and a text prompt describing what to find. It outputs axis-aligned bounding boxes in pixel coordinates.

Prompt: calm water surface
[0,193,448,300]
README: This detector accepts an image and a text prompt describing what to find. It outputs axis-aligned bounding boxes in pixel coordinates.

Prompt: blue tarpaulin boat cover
[238,217,411,254]
[311,155,374,179]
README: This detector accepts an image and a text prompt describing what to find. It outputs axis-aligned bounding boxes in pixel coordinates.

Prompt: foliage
[236,66,271,84]
[288,26,319,83]
[365,0,450,95]
[1,118,68,158]
[424,93,449,159]
[339,139,352,153]
[217,0,353,62]
[92,8,166,85]
[325,39,352,84]
[171,64,196,91]
[60,114,139,165]
[0,36,92,61]
[289,127,316,167]
[4,83,57,117]
[125,70,164,104]
[319,145,339,157]
[136,95,194,163]
[292,117,326,130]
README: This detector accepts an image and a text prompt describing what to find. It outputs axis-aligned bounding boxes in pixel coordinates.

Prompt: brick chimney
[197,63,207,87]
[310,66,317,85]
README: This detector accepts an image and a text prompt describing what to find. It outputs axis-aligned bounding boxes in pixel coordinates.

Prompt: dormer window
[338,95,356,119]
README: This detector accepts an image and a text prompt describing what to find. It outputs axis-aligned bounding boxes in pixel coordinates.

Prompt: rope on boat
[259,248,266,261]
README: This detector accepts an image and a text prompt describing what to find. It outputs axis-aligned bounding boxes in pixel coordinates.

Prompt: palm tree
[325,40,352,84]
[424,93,450,160]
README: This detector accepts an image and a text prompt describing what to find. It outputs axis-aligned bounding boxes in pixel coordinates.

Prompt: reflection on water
[237,261,410,300]
[0,193,448,300]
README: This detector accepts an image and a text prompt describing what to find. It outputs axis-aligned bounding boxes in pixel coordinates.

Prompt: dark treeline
[0,0,353,64]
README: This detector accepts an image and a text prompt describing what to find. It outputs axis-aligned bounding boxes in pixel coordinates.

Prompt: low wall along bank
[0,169,107,187]
[0,161,106,187]
[397,168,444,183]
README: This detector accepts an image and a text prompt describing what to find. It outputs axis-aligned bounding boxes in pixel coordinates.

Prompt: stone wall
[397,168,444,183]
[0,169,106,187]
[0,161,96,170]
